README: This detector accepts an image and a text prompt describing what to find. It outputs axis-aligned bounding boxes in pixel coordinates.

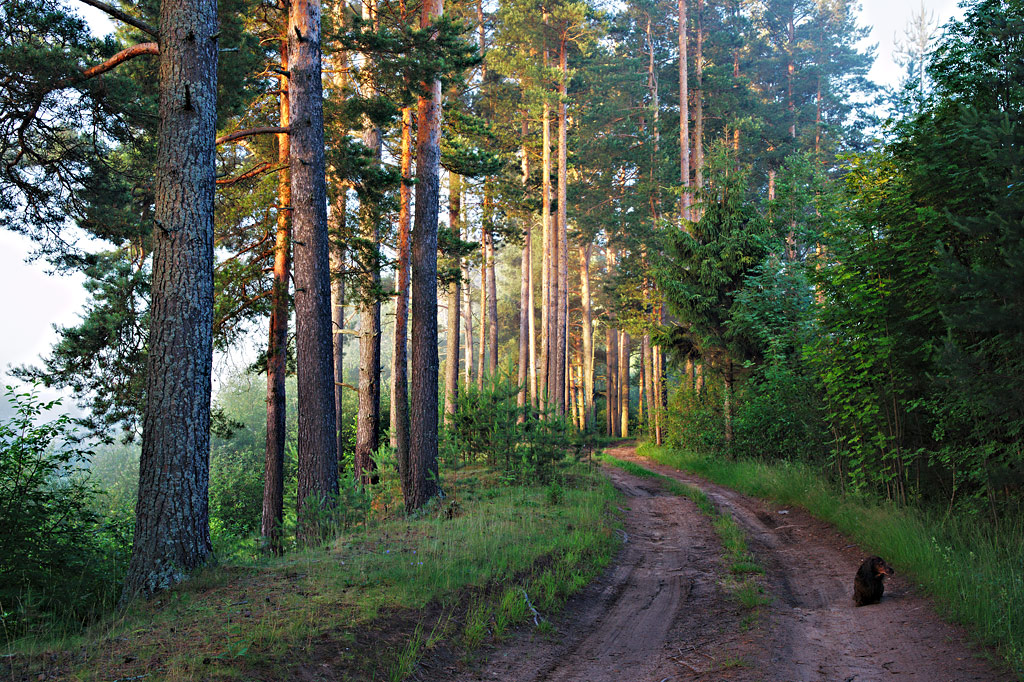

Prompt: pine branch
[216,126,290,145]
[215,162,286,185]
[75,0,158,38]
[81,43,159,79]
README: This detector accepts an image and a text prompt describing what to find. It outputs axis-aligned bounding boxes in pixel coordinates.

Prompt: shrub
[0,386,125,638]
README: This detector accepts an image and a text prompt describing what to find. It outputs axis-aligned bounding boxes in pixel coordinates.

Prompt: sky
[0,0,966,400]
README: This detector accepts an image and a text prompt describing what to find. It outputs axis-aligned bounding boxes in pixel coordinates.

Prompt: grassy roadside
[600,455,768,612]
[3,464,621,682]
[636,442,1024,674]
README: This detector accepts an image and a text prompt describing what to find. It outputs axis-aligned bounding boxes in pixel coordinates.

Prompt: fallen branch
[521,589,542,626]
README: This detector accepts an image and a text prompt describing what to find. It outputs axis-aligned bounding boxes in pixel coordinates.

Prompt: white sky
[0,0,965,396]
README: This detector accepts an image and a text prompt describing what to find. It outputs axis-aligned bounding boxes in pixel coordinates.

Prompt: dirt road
[437,444,1014,682]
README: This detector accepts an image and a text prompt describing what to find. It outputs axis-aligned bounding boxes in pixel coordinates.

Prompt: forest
[1,0,1023,677]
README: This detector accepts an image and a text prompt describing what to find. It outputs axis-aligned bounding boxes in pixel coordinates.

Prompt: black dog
[853,556,894,606]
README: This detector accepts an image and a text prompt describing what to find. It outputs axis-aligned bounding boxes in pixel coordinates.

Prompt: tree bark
[391,104,413,490]
[679,0,690,224]
[724,359,734,445]
[262,37,290,556]
[444,172,462,426]
[540,18,552,414]
[694,0,704,200]
[619,330,630,437]
[517,121,530,420]
[463,261,474,386]
[355,0,381,488]
[290,0,338,538]
[606,325,618,436]
[123,0,217,599]
[579,244,593,429]
[328,4,349,483]
[477,238,487,389]
[555,36,569,416]
[407,0,444,510]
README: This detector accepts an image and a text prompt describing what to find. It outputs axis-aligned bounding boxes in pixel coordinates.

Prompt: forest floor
[430,443,1015,682]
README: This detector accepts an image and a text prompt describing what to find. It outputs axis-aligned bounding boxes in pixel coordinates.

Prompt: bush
[0,386,126,638]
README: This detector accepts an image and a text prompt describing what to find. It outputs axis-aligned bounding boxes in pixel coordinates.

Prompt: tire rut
[617,449,1016,682]
[433,445,749,682]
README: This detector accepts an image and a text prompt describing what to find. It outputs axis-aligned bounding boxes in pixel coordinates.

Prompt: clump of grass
[638,442,1024,674]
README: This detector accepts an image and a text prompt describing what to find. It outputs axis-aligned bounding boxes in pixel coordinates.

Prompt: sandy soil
[430,444,1015,682]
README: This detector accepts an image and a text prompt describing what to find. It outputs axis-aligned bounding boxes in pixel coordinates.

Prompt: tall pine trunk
[540,31,552,413]
[262,37,290,556]
[517,122,530,419]
[328,5,349,483]
[407,0,443,510]
[444,173,462,426]
[463,261,474,385]
[555,37,569,416]
[123,0,217,598]
[606,325,618,436]
[355,0,381,487]
[290,0,337,537]
[579,244,593,429]
[391,104,413,490]
[694,0,704,198]
[619,331,630,437]
[679,0,690,223]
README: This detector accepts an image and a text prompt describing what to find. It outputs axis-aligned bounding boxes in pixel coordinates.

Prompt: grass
[2,464,621,682]
[637,442,1024,675]
[600,454,767,610]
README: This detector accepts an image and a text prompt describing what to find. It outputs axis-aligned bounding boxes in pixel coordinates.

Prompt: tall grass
[2,464,620,681]
[637,443,1024,673]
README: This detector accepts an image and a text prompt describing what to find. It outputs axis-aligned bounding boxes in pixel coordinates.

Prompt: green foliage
[0,386,126,639]
[441,372,579,483]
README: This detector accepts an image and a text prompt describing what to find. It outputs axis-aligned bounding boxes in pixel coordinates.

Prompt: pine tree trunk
[619,330,630,437]
[444,173,462,426]
[477,242,486,388]
[555,37,569,416]
[328,7,349,482]
[354,0,381,487]
[262,37,290,556]
[541,19,552,414]
[694,0,704,197]
[391,104,413,491]
[527,124,538,410]
[653,343,663,445]
[290,0,337,538]
[679,0,690,223]
[579,244,593,429]
[606,325,618,436]
[724,359,734,445]
[643,335,656,438]
[355,79,382,488]
[486,219,498,376]
[517,124,530,419]
[123,0,217,598]
[463,262,474,385]
[407,0,444,510]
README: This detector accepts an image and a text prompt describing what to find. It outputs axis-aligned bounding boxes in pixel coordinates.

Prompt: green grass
[2,464,621,682]
[600,454,766,609]
[637,442,1024,675]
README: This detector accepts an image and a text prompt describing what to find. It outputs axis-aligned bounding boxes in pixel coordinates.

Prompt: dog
[853,556,894,606]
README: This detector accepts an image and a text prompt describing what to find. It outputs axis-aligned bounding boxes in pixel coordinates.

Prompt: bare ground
[429,444,1015,682]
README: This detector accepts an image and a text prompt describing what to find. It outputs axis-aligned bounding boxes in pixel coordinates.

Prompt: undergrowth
[637,442,1024,675]
[1,463,621,681]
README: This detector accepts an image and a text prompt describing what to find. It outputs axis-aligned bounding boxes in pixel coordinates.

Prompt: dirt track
[434,444,1014,682]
